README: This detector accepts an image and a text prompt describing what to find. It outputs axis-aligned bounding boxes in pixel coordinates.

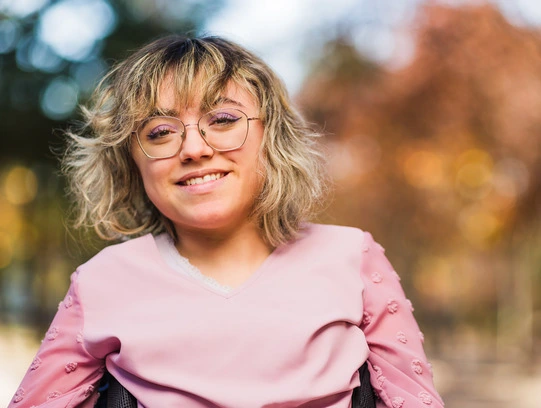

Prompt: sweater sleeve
[8,271,105,408]
[359,232,444,408]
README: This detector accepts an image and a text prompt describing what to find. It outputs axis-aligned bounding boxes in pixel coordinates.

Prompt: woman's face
[131,79,265,238]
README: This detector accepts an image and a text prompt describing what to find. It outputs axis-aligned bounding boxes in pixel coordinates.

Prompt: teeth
[184,173,224,186]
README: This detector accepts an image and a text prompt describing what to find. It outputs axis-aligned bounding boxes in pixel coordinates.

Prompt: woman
[10,36,444,407]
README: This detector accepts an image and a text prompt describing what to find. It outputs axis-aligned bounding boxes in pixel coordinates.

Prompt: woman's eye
[144,123,180,141]
[209,113,240,126]
[147,127,172,139]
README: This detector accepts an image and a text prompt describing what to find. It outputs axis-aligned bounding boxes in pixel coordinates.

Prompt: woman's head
[63,35,327,247]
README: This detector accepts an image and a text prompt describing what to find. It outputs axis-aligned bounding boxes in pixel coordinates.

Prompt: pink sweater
[10,224,443,407]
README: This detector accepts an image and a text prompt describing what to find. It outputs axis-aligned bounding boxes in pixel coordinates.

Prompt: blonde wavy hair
[63,35,328,247]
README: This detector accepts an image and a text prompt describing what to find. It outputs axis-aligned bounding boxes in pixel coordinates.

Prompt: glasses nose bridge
[179,119,212,156]
[182,121,205,138]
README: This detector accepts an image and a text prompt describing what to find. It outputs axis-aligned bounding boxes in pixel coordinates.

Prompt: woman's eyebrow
[214,97,245,108]
[148,108,179,118]
[147,98,245,119]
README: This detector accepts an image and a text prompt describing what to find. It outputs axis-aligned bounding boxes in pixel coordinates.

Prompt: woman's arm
[9,271,105,407]
[359,232,444,408]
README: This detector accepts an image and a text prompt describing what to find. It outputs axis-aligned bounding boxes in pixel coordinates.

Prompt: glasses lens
[199,108,248,151]
[137,117,183,158]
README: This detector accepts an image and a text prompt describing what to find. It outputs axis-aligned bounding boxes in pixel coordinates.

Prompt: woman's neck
[173,222,273,288]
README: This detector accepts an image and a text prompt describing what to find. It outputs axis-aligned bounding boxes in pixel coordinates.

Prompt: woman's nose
[178,123,214,162]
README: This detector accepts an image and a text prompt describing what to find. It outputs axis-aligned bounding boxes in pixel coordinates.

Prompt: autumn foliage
[299,3,541,359]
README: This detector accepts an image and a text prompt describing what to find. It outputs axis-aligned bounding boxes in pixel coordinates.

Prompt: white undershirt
[153,233,233,293]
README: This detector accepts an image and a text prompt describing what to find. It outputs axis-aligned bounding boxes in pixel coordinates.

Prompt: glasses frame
[134,108,261,159]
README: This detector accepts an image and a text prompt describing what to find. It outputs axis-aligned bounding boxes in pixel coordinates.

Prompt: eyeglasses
[134,108,260,159]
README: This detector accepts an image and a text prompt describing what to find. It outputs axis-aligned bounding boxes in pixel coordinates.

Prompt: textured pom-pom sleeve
[8,271,105,408]
[359,232,444,408]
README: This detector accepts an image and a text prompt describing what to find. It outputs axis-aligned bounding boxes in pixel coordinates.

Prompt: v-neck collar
[148,234,280,299]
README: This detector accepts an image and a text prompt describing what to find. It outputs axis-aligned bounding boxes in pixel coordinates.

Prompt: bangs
[164,56,230,114]
[129,37,260,121]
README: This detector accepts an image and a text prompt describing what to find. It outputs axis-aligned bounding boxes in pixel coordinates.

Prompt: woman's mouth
[180,172,226,186]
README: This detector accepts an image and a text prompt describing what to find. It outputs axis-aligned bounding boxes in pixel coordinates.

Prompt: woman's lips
[180,172,226,186]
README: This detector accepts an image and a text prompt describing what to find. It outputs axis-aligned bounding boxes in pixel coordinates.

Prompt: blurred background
[0,0,540,406]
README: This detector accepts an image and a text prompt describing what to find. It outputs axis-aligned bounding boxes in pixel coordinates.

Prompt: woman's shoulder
[300,223,368,242]
[79,233,158,271]
[72,234,164,301]
[285,223,370,256]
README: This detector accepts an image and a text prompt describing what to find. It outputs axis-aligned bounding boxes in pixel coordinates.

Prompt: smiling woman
[9,35,444,408]
[130,80,269,277]
[63,36,326,249]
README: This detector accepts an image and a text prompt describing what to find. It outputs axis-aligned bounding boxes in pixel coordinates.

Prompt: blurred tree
[299,3,541,362]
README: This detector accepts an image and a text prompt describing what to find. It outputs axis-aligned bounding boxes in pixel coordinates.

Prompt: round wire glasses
[134,108,260,159]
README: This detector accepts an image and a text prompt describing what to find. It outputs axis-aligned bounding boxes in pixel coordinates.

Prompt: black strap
[95,371,137,408]
[352,362,377,408]
[96,363,375,408]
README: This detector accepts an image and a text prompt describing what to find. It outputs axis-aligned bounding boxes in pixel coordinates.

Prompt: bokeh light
[27,40,66,73]
[15,35,36,72]
[402,149,447,189]
[0,0,50,18]
[70,58,107,94]
[457,204,503,248]
[0,20,21,54]
[454,149,494,200]
[37,0,116,61]
[3,166,38,206]
[40,76,79,119]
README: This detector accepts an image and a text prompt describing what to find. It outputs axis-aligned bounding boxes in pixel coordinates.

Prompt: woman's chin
[172,214,249,236]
